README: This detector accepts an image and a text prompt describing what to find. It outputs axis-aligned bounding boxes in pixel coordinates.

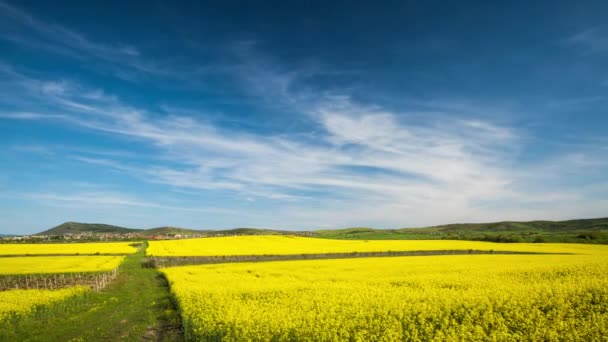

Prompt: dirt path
[6,244,183,341]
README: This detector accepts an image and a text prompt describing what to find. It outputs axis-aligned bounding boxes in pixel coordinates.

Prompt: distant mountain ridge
[33,217,608,240]
[36,222,204,236]
[36,222,144,235]
[316,217,608,243]
[422,217,608,232]
[35,222,286,236]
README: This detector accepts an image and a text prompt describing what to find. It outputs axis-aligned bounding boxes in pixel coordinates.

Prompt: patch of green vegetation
[1,243,182,341]
[315,218,608,244]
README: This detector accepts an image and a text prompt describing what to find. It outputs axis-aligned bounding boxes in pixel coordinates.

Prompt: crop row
[0,286,90,339]
[162,253,608,341]
[0,242,139,256]
[0,268,119,291]
[147,235,608,257]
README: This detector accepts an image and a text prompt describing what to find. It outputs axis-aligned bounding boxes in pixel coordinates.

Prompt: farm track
[148,249,568,268]
[6,245,183,342]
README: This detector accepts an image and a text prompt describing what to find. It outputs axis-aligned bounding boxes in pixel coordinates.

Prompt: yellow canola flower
[0,256,125,275]
[0,286,89,324]
[0,242,137,256]
[148,235,608,256]
[162,253,608,341]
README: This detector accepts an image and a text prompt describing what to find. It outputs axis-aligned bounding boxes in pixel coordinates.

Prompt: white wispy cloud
[0,2,138,59]
[566,27,608,53]
[0,1,211,81]
[25,191,235,215]
[1,52,606,228]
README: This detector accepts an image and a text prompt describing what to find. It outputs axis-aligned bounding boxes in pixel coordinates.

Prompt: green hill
[35,223,287,237]
[33,217,608,244]
[37,222,144,235]
[315,217,608,243]
[36,222,207,236]
[419,217,608,233]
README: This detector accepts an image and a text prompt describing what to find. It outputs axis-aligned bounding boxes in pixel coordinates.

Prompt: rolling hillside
[31,217,608,244]
[37,222,144,235]
[34,222,289,237]
[317,217,608,243]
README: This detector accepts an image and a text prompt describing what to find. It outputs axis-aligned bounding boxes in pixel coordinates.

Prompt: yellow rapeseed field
[0,286,89,324]
[0,256,125,275]
[147,235,607,256]
[0,242,138,256]
[163,251,608,341]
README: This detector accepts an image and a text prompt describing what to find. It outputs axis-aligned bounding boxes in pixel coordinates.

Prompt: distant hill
[36,222,144,235]
[316,217,608,243]
[35,222,302,236]
[419,217,608,232]
[37,222,211,236]
[34,222,294,237]
[33,217,608,243]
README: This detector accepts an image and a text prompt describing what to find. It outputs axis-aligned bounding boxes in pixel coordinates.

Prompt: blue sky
[1,1,607,234]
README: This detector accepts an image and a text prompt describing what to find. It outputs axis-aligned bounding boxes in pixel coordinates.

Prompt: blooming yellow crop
[0,256,125,275]
[0,286,89,324]
[148,235,608,256]
[0,242,138,256]
[163,252,608,341]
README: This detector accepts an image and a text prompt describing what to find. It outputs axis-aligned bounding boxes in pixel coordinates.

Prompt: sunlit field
[0,256,125,275]
[147,235,607,257]
[0,286,89,325]
[162,252,608,341]
[0,242,138,256]
[1,0,606,339]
